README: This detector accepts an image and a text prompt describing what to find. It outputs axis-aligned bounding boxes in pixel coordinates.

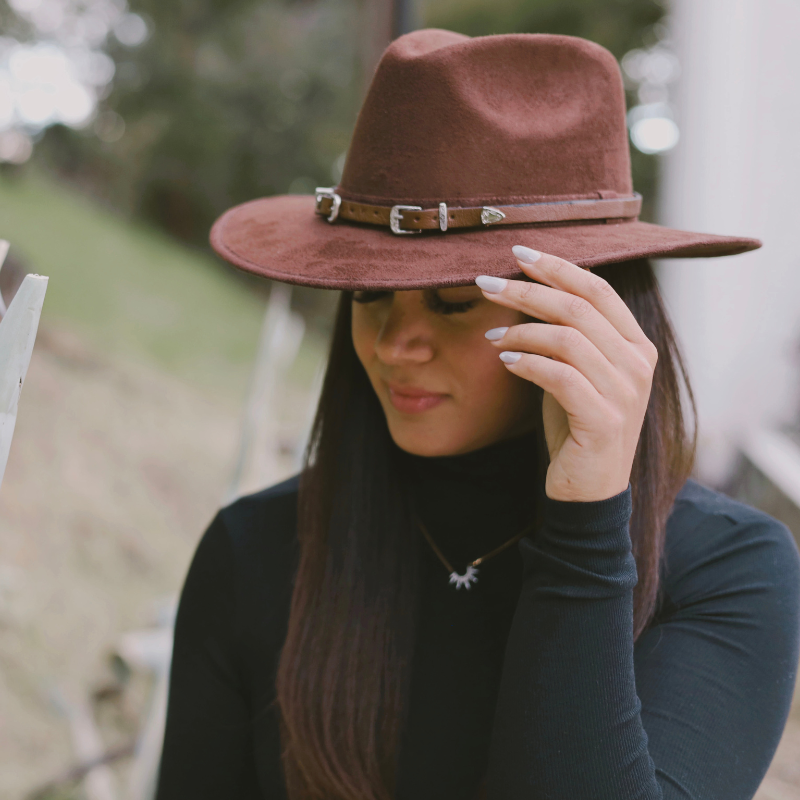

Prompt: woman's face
[351,285,540,457]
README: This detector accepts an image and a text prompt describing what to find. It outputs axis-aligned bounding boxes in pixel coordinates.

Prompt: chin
[393,435,461,458]
[385,417,486,458]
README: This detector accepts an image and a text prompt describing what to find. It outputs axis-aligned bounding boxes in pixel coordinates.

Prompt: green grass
[0,169,268,401]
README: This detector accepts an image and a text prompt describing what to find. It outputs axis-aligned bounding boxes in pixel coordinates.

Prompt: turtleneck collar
[398,430,541,568]
[401,429,540,487]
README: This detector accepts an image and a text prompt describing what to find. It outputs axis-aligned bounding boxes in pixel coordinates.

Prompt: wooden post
[0,240,48,491]
[358,0,419,93]
[225,283,305,503]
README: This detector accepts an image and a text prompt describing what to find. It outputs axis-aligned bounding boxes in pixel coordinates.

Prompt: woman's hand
[476,246,658,502]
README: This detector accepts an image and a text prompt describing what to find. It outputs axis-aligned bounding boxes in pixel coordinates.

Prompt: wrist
[545,479,631,504]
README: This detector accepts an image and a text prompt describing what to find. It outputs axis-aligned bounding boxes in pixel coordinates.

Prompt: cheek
[448,315,524,395]
[456,336,520,406]
[455,308,533,404]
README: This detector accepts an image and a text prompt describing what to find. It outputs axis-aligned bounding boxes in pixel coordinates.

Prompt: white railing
[0,239,48,491]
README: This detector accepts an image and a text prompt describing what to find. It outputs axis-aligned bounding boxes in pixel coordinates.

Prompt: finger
[511,247,650,346]
[499,350,604,426]
[489,322,618,397]
[476,275,631,370]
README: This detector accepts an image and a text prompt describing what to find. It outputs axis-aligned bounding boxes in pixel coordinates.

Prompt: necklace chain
[416,517,534,589]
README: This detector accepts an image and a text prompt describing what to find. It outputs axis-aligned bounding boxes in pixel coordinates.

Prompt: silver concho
[481,206,506,225]
[449,565,479,590]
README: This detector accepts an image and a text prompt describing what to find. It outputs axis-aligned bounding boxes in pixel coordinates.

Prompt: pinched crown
[338,30,634,207]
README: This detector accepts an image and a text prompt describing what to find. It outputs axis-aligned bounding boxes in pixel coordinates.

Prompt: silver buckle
[314,187,341,222]
[390,205,422,235]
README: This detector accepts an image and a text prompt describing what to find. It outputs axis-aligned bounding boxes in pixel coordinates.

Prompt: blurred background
[0,0,798,798]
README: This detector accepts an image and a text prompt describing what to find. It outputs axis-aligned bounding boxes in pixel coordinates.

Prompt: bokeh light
[630,116,680,154]
[113,13,149,48]
[622,35,682,156]
[1,43,96,131]
[0,0,147,163]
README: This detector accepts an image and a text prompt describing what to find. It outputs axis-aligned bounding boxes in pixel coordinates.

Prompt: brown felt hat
[209,29,761,290]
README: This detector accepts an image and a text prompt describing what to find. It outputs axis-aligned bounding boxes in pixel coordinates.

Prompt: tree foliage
[39,0,363,244]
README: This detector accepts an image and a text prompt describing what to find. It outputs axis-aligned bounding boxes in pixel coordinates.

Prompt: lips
[385,381,449,414]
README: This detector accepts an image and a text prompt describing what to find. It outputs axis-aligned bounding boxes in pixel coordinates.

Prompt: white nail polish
[485,327,508,341]
[475,275,508,293]
[512,245,541,264]
[499,351,522,364]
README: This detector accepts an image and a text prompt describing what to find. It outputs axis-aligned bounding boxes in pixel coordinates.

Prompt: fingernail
[485,327,508,341]
[475,275,508,293]
[512,245,541,264]
[499,351,522,364]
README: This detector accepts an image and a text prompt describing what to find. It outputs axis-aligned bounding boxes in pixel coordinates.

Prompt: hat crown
[339,30,633,206]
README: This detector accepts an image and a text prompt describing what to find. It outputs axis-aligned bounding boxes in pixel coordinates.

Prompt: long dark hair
[275,258,697,800]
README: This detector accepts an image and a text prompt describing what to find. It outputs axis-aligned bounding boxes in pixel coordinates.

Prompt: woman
[155,29,800,800]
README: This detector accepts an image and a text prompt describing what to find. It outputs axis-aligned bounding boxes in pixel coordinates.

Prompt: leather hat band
[314,188,642,235]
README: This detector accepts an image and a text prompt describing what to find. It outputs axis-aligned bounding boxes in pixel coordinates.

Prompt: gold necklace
[416,518,535,590]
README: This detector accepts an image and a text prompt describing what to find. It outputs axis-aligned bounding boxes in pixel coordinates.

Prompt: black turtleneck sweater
[155,432,800,800]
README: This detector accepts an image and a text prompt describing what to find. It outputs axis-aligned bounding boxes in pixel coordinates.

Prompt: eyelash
[352,290,477,315]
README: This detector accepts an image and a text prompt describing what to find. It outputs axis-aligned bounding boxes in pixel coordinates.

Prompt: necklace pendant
[449,565,479,590]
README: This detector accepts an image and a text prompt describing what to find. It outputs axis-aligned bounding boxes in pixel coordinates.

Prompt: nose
[373,293,435,366]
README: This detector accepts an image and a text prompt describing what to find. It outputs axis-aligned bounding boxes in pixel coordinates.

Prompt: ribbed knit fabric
[155,432,800,800]
[486,487,658,798]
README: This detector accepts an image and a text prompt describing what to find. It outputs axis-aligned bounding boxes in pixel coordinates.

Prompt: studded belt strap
[314,188,642,235]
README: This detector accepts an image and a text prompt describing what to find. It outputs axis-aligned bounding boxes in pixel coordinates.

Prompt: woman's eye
[351,289,477,314]
[353,290,392,304]
[427,292,478,315]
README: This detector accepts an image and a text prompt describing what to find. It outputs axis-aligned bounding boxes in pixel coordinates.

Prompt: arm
[634,507,800,799]
[485,489,800,799]
[155,512,262,799]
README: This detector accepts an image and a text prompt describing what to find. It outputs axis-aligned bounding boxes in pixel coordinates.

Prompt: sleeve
[484,487,800,800]
[155,511,263,800]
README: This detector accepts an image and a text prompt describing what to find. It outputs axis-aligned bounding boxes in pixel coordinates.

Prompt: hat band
[314,189,642,235]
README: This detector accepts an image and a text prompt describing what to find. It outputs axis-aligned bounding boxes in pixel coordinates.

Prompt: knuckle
[514,322,539,346]
[632,348,657,383]
[557,325,583,350]
[549,258,568,277]
[518,280,539,303]
[642,339,659,368]
[516,321,538,337]
[554,361,577,387]
[567,295,592,319]
[606,408,626,432]
[619,381,640,408]
[586,274,615,301]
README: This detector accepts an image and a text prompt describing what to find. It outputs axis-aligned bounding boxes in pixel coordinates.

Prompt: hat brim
[210,195,762,291]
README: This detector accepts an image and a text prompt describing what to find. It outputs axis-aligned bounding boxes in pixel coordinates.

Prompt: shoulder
[184,472,299,597]
[194,474,301,652]
[172,474,302,696]
[217,472,300,546]
[668,477,797,554]
[662,478,800,611]
[210,472,301,583]
[187,471,300,581]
